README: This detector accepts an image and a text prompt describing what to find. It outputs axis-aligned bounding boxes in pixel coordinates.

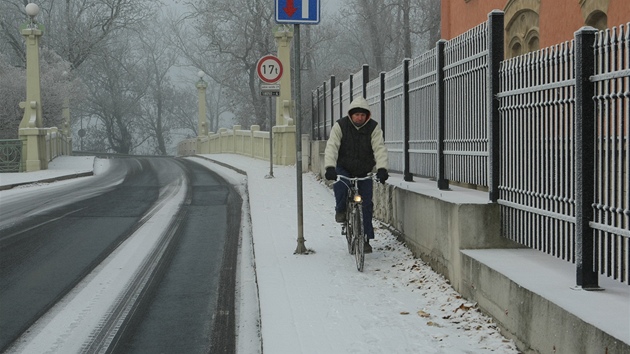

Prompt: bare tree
[0,0,29,66]
[406,0,441,51]
[169,88,199,137]
[338,0,396,73]
[0,0,158,150]
[171,0,276,129]
[0,0,159,70]
[79,38,148,154]
[135,22,180,155]
[0,55,25,139]
[331,0,441,74]
[0,50,82,139]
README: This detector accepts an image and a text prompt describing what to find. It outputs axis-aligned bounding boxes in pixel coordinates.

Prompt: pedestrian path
[194,154,520,354]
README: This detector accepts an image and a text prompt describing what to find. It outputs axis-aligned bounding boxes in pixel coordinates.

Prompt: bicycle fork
[341,191,362,236]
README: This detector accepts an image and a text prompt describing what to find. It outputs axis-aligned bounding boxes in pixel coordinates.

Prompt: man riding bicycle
[324,96,389,253]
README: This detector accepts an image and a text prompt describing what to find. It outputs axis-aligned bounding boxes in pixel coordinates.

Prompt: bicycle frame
[335,174,374,272]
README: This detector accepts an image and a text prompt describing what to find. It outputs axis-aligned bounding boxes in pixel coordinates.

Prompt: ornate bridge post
[18,3,47,171]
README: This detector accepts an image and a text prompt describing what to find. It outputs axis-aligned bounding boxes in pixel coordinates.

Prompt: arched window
[525,31,540,52]
[504,0,540,59]
[580,0,610,30]
[509,38,523,58]
[585,10,608,30]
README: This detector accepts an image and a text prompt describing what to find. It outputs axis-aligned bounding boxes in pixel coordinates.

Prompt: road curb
[0,171,94,191]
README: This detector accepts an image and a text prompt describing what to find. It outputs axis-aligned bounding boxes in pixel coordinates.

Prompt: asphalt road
[0,157,242,353]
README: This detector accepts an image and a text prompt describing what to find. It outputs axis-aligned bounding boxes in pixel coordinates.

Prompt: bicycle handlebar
[335,173,375,183]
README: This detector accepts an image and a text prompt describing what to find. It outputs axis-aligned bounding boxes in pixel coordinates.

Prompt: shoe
[335,212,346,223]
[364,240,372,253]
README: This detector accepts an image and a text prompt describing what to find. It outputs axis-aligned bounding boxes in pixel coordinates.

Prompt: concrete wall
[459,252,628,354]
[177,125,297,166]
[372,181,523,288]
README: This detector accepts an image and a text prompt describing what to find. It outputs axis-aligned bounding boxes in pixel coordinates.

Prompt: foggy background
[0,0,441,155]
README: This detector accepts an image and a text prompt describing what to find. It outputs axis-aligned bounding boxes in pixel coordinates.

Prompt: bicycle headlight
[354,195,362,203]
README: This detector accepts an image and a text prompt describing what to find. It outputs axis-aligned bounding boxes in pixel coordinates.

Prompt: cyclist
[324,96,389,253]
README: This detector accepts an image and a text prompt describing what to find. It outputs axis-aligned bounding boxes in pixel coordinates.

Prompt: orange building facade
[441,0,630,58]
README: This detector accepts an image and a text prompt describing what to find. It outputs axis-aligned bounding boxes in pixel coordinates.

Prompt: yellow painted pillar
[62,97,71,154]
[196,71,208,137]
[273,25,294,126]
[18,3,47,171]
[61,71,72,155]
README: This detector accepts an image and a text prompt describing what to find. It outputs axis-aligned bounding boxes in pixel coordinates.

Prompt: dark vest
[336,117,377,177]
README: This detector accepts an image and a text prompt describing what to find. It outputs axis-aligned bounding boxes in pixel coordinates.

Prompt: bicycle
[335,174,374,272]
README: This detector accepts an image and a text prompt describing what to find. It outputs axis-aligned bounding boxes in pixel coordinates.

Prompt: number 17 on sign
[256,55,283,84]
[262,63,279,76]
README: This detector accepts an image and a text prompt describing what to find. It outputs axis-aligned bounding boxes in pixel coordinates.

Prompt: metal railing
[408,47,439,179]
[311,12,629,286]
[444,21,489,187]
[498,41,578,265]
[383,64,405,175]
[592,25,630,282]
[0,128,71,172]
[0,139,25,172]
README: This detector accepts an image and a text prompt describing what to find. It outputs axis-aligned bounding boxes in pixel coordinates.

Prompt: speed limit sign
[256,55,283,84]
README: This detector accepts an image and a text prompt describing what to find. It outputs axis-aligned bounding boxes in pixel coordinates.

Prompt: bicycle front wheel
[352,204,364,272]
[345,205,353,254]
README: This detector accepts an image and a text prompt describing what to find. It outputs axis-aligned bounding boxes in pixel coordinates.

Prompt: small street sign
[275,0,320,24]
[260,84,281,96]
[256,55,283,84]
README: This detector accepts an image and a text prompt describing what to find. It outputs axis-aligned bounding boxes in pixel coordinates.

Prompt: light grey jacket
[324,97,388,171]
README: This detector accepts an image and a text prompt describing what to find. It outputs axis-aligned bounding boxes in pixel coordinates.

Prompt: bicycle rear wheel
[352,205,364,272]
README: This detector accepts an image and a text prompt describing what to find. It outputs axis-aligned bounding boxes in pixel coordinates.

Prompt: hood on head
[347,97,371,119]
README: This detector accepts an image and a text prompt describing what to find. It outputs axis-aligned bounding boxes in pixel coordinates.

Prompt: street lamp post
[18,3,47,171]
[196,71,208,138]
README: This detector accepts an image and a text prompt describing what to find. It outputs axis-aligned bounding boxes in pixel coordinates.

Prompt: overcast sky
[322,0,342,13]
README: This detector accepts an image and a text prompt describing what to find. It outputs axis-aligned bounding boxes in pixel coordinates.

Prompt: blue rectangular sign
[275,0,320,24]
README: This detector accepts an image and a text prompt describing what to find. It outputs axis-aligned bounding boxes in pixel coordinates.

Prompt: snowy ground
[191,154,519,354]
[1,155,520,354]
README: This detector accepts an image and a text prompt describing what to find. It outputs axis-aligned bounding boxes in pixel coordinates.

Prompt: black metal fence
[311,11,629,286]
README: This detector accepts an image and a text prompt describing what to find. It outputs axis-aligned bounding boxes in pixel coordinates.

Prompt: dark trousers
[333,166,375,239]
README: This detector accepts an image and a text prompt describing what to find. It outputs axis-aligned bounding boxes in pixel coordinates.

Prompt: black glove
[325,167,337,181]
[376,168,389,184]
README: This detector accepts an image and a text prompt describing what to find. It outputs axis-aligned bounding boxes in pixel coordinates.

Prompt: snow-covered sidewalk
[194,154,519,354]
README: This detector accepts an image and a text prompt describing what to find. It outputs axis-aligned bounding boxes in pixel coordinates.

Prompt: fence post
[488,10,504,202]
[436,40,449,190]
[380,72,386,138]
[338,81,344,119]
[403,58,413,181]
[362,64,369,98]
[322,82,327,140]
[314,88,320,140]
[574,26,600,290]
[20,138,27,172]
[329,76,335,129]
[349,73,354,100]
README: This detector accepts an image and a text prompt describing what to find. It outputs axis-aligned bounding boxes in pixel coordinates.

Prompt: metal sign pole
[258,54,281,179]
[274,0,319,254]
[266,97,274,178]
[294,24,307,254]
